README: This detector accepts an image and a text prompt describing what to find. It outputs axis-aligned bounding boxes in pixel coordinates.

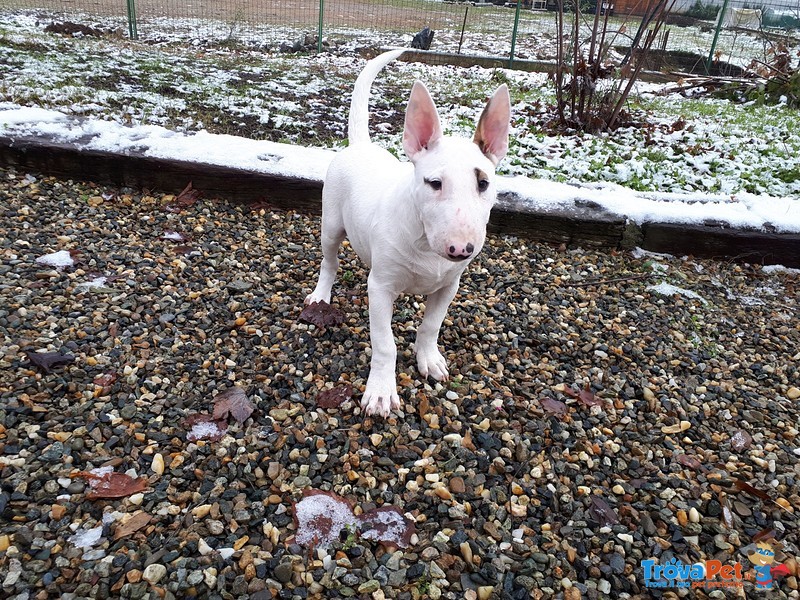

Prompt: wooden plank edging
[1,134,798,267]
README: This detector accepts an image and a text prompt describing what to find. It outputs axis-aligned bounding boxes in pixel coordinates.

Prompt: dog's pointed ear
[473,84,511,166]
[403,81,443,161]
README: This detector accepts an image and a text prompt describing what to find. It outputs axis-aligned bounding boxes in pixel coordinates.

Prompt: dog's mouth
[444,254,470,263]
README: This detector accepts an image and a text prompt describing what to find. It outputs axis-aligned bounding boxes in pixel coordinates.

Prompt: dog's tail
[348,48,406,145]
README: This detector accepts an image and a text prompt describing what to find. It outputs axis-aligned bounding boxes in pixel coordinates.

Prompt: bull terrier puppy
[306,49,511,416]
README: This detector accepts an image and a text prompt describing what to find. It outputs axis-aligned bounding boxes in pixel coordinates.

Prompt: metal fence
[2,0,799,74]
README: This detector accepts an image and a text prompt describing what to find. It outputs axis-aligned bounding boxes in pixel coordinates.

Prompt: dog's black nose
[447,243,474,260]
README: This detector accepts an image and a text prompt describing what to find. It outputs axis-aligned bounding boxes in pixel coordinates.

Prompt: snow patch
[187,420,225,442]
[647,282,708,304]
[69,525,104,549]
[294,492,358,547]
[35,250,74,269]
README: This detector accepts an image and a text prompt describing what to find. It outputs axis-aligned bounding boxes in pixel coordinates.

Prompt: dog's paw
[361,375,400,417]
[304,291,330,306]
[417,347,449,382]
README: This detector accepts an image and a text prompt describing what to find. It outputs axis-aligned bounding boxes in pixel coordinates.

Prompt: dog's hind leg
[415,279,459,382]
[305,220,345,306]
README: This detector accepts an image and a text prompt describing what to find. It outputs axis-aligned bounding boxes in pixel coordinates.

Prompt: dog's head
[403,81,510,263]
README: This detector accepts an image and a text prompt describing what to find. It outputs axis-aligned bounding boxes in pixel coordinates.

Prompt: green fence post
[126,0,138,40]
[705,0,729,74]
[317,0,324,53]
[509,0,523,68]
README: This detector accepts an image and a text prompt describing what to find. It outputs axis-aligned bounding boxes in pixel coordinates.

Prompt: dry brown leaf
[113,511,152,540]
[588,495,619,526]
[730,430,753,452]
[212,387,255,424]
[317,384,353,409]
[26,350,75,374]
[734,478,772,502]
[359,506,416,550]
[76,470,149,500]
[299,301,345,329]
[539,395,568,417]
[163,182,201,212]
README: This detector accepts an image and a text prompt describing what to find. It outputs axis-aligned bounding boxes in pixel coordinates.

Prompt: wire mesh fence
[2,0,799,74]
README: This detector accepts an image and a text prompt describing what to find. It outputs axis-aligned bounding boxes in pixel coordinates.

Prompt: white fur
[306,49,511,417]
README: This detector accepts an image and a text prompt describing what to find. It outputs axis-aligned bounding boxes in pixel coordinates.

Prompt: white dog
[305,49,511,417]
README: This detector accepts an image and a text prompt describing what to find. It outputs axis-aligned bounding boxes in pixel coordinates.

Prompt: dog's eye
[478,179,490,192]
[425,178,442,191]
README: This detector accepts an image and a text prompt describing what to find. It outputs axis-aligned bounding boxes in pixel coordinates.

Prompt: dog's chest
[395,255,468,296]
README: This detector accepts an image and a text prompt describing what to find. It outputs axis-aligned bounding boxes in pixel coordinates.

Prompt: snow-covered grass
[1,9,800,198]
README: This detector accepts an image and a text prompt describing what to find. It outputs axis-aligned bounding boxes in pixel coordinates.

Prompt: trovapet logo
[747,541,790,590]
[641,558,747,589]
[641,542,790,591]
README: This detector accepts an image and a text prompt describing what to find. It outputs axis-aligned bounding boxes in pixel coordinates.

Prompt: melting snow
[68,525,104,549]
[293,493,357,547]
[359,508,412,548]
[187,420,225,441]
[35,250,74,269]
[76,276,108,290]
[647,282,708,304]
[3,104,798,235]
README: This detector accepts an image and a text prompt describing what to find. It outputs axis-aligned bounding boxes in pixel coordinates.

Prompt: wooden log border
[1,134,798,267]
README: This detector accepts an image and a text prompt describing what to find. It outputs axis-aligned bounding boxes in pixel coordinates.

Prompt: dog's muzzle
[446,243,474,261]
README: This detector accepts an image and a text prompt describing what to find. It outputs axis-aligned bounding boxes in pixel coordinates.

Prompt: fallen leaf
[173,245,200,256]
[249,199,276,212]
[293,490,357,548]
[292,489,415,551]
[734,478,772,503]
[720,495,736,528]
[730,430,752,452]
[676,453,704,471]
[212,387,254,424]
[588,495,619,526]
[359,506,416,549]
[93,371,117,387]
[184,414,228,442]
[26,350,75,374]
[752,528,778,543]
[317,384,353,409]
[163,182,201,212]
[161,230,191,243]
[113,511,152,540]
[538,395,568,417]
[299,301,344,329]
[76,470,148,500]
[563,384,602,407]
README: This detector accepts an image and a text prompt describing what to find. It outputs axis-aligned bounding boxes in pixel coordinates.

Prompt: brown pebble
[434,487,452,500]
[449,477,466,494]
[239,549,253,569]
[127,569,142,583]
[50,504,67,520]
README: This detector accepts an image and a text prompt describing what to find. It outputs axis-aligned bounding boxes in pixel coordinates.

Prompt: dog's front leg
[361,273,400,417]
[415,279,460,382]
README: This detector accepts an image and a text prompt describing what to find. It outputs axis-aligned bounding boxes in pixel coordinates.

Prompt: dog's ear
[403,81,443,161]
[474,84,511,166]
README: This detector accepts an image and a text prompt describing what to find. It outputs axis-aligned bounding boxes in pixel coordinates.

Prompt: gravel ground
[0,165,799,600]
